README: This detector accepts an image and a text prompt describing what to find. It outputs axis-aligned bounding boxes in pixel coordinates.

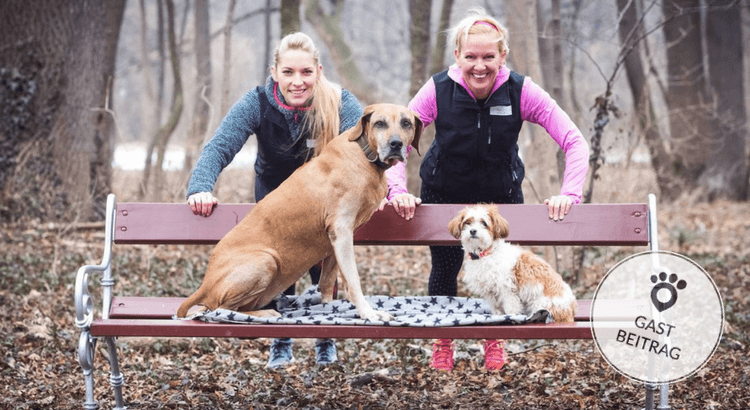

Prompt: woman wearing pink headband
[381,8,589,372]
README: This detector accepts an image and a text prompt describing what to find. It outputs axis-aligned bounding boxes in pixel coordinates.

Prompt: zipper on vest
[477,112,481,129]
[488,126,492,144]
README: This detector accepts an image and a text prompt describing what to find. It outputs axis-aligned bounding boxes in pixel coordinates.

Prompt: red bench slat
[91,318,594,340]
[114,202,649,246]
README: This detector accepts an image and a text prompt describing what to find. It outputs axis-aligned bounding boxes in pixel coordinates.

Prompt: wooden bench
[75,193,662,410]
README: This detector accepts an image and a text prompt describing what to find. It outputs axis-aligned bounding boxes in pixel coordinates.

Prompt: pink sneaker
[430,339,455,371]
[483,339,507,371]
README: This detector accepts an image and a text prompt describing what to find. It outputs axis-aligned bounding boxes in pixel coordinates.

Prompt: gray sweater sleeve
[186,89,260,197]
[340,89,363,132]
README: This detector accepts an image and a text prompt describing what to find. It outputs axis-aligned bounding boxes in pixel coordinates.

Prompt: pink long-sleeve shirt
[387,64,589,203]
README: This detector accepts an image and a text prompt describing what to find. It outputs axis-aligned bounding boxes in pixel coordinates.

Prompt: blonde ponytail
[305,73,341,156]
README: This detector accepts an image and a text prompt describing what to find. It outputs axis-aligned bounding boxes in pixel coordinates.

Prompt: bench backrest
[113,202,650,247]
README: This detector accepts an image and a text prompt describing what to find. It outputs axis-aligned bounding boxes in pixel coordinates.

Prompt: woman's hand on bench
[380,193,421,221]
[544,195,573,222]
[188,192,219,217]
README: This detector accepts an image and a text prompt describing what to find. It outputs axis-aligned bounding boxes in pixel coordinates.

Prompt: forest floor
[1,166,749,409]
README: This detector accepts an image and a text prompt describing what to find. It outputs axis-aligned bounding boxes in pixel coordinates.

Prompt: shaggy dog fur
[449,204,577,322]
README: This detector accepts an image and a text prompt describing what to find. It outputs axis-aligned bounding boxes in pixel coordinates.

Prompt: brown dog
[177,104,422,322]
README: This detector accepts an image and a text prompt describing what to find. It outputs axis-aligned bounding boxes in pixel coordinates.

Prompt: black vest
[253,85,313,191]
[419,70,526,203]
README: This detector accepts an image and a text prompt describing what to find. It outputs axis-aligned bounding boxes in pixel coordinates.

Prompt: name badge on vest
[490,105,512,116]
[306,139,316,148]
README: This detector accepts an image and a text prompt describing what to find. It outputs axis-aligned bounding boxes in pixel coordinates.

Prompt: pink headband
[473,21,498,31]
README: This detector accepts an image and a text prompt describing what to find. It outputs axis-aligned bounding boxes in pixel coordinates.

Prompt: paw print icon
[650,271,687,312]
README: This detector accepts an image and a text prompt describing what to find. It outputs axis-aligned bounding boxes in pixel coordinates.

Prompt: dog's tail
[176,287,207,318]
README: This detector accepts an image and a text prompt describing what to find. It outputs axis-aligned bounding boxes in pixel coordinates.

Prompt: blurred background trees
[1,0,748,223]
[0,0,126,221]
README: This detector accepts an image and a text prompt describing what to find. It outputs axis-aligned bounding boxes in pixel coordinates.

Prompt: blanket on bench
[184,286,552,327]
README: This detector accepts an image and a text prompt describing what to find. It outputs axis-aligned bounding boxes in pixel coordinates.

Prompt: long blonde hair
[449,8,509,56]
[273,32,342,157]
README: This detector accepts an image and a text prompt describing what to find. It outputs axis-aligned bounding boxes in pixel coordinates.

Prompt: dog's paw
[357,307,395,322]
[368,310,395,322]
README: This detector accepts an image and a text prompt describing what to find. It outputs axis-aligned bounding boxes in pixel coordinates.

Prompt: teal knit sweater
[187,76,363,197]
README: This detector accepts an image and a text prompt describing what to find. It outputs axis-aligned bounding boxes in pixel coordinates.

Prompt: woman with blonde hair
[382,8,589,371]
[187,32,363,368]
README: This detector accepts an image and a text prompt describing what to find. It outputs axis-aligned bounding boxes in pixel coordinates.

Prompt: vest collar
[355,133,391,169]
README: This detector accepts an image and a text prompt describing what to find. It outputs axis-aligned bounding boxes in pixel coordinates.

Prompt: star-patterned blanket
[183,286,552,326]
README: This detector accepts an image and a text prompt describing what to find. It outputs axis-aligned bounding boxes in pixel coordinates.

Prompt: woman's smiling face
[454,32,507,100]
[272,49,321,108]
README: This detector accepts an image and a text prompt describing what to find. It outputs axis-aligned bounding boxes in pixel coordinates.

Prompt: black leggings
[420,185,465,297]
[420,184,523,297]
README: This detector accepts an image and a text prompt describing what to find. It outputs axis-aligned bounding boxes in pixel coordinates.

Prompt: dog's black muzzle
[385,137,405,162]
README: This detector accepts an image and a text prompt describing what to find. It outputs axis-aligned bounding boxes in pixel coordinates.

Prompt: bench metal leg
[78,330,99,410]
[645,194,671,410]
[104,336,126,410]
[658,383,670,410]
[644,383,657,410]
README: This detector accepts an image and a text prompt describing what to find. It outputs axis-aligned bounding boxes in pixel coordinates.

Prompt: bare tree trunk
[429,0,454,77]
[157,0,166,128]
[0,0,125,223]
[537,0,568,274]
[505,0,561,271]
[506,0,559,204]
[140,0,158,141]
[304,0,374,104]
[408,0,432,98]
[404,0,434,195]
[537,0,566,181]
[141,0,184,201]
[661,0,712,200]
[183,0,212,182]
[537,0,563,102]
[143,0,167,195]
[281,0,302,35]
[700,0,748,200]
[220,0,237,117]
[263,0,273,84]
[616,0,671,197]
[565,0,584,121]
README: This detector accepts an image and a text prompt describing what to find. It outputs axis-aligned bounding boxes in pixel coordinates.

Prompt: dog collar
[468,248,492,260]
[355,134,391,169]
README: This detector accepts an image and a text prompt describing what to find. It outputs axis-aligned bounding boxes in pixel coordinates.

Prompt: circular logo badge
[590,251,723,384]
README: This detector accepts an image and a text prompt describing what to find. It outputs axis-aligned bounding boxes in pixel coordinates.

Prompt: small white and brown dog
[448,204,577,323]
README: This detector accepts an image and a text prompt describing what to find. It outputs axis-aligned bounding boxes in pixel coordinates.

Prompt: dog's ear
[487,205,510,239]
[409,111,424,155]
[348,105,375,141]
[448,210,465,240]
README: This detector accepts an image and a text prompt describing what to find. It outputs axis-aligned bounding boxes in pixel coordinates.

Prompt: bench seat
[95,297,596,339]
[75,193,661,410]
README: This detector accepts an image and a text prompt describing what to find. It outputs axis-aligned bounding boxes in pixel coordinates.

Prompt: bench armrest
[75,194,116,329]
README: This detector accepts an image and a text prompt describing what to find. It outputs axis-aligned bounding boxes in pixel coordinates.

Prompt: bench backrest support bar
[113,202,650,247]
